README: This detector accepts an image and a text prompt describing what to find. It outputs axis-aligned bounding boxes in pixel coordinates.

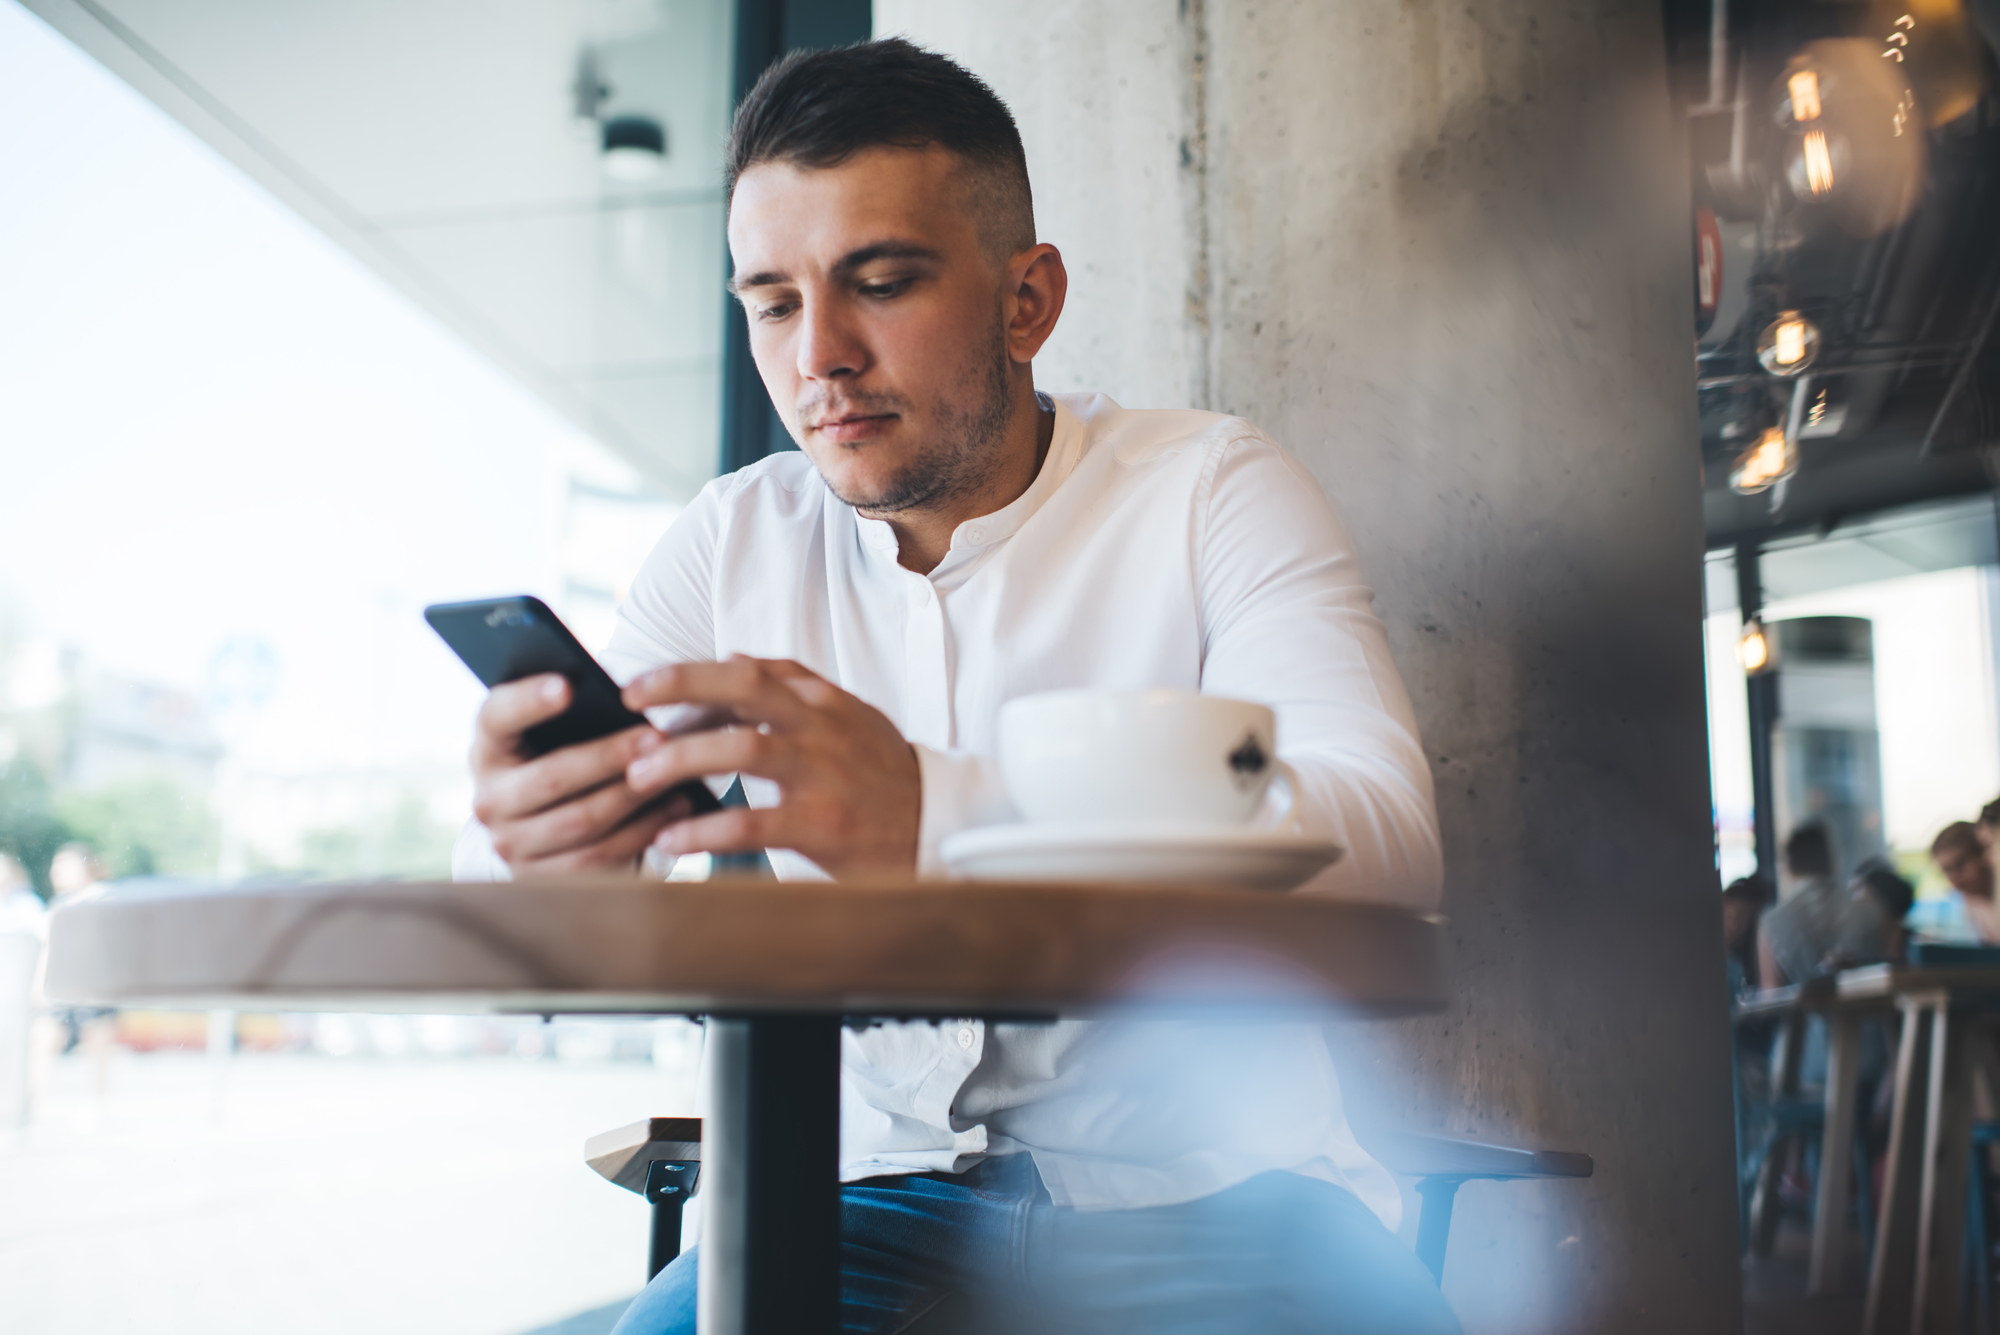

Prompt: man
[1720,874,1768,1000]
[1756,824,1883,989]
[1934,821,2000,943]
[458,40,1449,1333]
[1850,860,1915,966]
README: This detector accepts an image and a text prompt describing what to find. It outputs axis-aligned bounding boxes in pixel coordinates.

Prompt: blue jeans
[611,1156,1460,1334]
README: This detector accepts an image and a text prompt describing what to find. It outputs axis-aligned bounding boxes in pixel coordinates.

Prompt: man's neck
[880,387,1054,575]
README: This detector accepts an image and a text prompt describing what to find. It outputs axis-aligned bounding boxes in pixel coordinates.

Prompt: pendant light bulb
[1738,618,1775,675]
[1788,69,1822,123]
[1729,426,1799,494]
[1757,311,1822,376]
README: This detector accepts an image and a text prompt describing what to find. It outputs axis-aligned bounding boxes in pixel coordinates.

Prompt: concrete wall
[878,2,1740,1330]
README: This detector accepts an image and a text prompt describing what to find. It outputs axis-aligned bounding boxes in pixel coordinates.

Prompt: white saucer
[939,821,1343,892]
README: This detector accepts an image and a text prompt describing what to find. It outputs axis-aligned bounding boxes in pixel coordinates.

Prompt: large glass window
[0,4,736,1329]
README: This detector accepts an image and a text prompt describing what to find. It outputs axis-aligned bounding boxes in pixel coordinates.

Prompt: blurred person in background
[1977,798,2000,850]
[0,852,43,925]
[1758,824,1884,988]
[0,853,46,1127]
[1933,821,1999,944]
[1848,860,1916,966]
[1721,874,1768,999]
[48,842,108,901]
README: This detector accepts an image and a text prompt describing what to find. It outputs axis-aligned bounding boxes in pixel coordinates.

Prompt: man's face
[1937,843,1992,897]
[1722,898,1755,950]
[727,146,1017,514]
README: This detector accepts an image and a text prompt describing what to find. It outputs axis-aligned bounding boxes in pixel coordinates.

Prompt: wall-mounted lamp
[1738,618,1776,675]
[1729,426,1799,495]
[1757,311,1821,376]
[602,115,666,181]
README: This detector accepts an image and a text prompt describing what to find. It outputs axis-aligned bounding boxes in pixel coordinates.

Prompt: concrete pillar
[878,3,1738,1331]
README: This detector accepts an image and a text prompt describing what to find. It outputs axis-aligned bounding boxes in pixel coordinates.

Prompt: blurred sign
[1695,206,1723,336]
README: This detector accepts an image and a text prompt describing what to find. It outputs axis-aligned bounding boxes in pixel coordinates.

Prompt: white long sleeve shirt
[456,391,1441,1227]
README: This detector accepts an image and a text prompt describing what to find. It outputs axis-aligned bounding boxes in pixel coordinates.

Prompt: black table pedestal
[699,1014,842,1334]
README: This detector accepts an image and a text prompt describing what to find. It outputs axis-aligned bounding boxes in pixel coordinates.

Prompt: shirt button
[965,526,984,543]
[957,1026,975,1050]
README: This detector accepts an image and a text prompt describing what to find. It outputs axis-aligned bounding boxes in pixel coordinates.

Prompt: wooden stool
[586,1117,703,1280]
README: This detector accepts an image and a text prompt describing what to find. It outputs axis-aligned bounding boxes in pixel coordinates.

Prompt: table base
[699,1015,841,1335]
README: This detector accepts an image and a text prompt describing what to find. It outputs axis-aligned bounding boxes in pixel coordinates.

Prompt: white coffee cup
[996,688,1299,828]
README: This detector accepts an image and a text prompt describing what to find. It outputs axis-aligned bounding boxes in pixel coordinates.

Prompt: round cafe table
[44,875,1449,1335]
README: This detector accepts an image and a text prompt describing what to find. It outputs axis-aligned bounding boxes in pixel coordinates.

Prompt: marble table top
[44,875,1449,1018]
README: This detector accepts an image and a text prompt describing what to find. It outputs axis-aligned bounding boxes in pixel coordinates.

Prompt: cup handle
[1260,759,1305,834]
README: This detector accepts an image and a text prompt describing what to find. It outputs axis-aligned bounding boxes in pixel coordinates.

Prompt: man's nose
[796,300,866,383]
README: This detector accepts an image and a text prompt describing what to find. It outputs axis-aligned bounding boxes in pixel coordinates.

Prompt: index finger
[473,675,571,763]
[622,658,812,729]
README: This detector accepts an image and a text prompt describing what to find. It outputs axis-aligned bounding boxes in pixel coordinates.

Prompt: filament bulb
[1788,69,1822,122]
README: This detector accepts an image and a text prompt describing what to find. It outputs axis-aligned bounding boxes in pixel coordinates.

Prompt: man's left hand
[621,656,921,877]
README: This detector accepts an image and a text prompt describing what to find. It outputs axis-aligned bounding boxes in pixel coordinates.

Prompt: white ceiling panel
[20,0,736,497]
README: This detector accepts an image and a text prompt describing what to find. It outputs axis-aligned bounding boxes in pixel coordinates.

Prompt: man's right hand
[469,674,693,875]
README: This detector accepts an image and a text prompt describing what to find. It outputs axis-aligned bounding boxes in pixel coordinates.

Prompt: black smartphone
[423,595,723,816]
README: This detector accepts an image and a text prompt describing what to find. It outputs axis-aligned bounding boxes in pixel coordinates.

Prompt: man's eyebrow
[727,241,944,295]
[829,241,944,275]
[728,268,786,295]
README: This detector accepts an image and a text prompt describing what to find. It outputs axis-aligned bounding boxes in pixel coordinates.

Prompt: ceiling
[1703,491,2000,611]
[20,0,737,500]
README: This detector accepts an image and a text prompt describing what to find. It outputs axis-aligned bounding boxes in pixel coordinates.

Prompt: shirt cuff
[912,746,1019,876]
[451,818,513,882]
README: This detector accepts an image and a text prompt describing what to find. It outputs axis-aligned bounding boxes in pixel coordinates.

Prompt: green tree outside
[280,791,456,881]
[0,755,70,897]
[55,772,221,879]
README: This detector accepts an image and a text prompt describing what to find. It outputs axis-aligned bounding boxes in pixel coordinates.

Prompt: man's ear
[1005,243,1067,364]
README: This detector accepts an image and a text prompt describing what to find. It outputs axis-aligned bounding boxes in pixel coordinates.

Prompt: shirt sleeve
[451,479,728,883]
[1194,434,1444,908]
[604,475,726,682]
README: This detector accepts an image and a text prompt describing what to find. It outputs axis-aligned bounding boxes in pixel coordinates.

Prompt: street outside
[0,1021,702,1335]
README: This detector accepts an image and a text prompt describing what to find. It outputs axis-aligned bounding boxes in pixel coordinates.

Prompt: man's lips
[810,412,898,443]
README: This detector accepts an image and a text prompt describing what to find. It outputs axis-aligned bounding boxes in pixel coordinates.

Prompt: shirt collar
[853,392,1083,564]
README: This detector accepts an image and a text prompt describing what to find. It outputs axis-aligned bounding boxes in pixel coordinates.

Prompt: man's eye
[754,301,797,321]
[859,280,909,299]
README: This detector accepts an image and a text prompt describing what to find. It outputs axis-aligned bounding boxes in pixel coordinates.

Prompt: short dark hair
[1980,798,2000,830]
[1934,821,1982,860]
[1784,824,1834,877]
[1853,859,1916,923]
[725,38,1035,261]
[1723,874,1773,906]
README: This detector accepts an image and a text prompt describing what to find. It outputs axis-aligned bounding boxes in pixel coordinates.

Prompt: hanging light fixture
[1757,311,1821,376]
[1729,426,1799,495]
[1738,618,1776,675]
[1774,40,1927,237]
[601,115,667,180]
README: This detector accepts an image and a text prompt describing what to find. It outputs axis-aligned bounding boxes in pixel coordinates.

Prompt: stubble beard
[813,314,1016,518]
